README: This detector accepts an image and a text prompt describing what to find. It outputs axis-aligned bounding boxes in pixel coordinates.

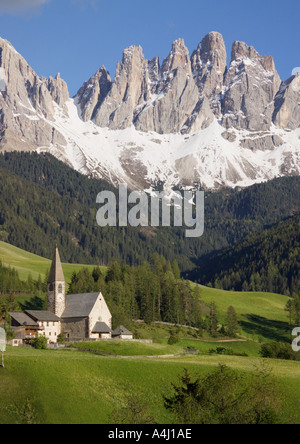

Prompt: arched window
[58,284,63,294]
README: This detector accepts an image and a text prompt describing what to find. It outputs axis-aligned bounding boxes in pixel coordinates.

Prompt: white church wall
[89,293,112,338]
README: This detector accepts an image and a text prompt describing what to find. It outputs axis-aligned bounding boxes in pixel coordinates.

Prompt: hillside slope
[0,239,290,341]
[1,348,300,424]
[0,241,96,283]
[193,284,290,342]
[188,215,300,296]
[1,152,300,269]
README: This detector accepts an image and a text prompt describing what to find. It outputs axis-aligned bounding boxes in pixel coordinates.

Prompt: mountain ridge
[0,33,300,191]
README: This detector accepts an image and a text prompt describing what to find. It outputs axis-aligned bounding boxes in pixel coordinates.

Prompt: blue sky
[0,0,299,96]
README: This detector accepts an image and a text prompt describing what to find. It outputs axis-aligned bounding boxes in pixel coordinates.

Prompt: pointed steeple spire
[48,247,65,284]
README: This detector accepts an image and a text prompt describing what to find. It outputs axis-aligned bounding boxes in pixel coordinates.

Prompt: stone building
[9,248,112,343]
[112,325,133,340]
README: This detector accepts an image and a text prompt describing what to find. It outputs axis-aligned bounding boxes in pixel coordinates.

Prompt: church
[9,248,113,343]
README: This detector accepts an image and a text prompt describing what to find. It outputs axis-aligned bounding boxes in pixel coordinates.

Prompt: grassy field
[70,340,185,356]
[0,240,100,283]
[0,240,297,424]
[0,240,291,343]
[1,346,300,424]
[70,338,261,358]
[192,283,291,342]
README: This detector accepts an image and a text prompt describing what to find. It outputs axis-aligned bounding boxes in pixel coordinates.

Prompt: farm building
[112,325,133,340]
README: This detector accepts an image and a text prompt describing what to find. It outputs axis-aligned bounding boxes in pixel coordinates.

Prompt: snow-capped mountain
[0,33,300,191]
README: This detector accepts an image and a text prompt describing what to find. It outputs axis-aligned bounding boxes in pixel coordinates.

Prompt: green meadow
[0,241,297,424]
[70,338,261,357]
[1,346,300,424]
[0,240,100,283]
[0,239,291,343]
[191,283,291,342]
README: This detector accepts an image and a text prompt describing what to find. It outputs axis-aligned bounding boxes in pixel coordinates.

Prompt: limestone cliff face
[77,37,215,134]
[135,39,201,134]
[191,31,227,116]
[76,66,111,122]
[0,37,68,152]
[76,33,298,136]
[273,73,300,130]
[221,41,282,131]
[92,46,150,130]
[1,33,300,192]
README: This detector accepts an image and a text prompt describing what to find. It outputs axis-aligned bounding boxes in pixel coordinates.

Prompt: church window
[58,284,63,294]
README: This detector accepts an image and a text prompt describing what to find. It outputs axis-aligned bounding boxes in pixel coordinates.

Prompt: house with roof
[9,248,113,343]
[112,325,133,340]
[9,310,61,344]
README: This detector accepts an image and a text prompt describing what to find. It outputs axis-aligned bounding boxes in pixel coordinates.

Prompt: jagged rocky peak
[199,31,227,65]
[191,32,227,116]
[75,33,290,135]
[0,37,68,152]
[134,39,200,134]
[231,40,277,72]
[120,45,145,71]
[76,66,111,122]
[231,40,259,61]
[1,34,300,193]
[222,40,281,131]
[0,38,69,116]
[191,32,227,80]
[47,73,69,107]
[273,73,300,130]
[161,38,191,75]
[91,45,151,130]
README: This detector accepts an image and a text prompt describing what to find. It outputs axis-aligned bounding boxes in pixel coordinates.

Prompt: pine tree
[226,306,240,338]
[209,301,218,336]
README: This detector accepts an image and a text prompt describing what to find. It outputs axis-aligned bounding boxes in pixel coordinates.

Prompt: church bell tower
[47,247,66,318]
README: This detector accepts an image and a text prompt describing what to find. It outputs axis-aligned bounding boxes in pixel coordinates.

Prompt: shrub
[57,334,65,344]
[260,342,297,361]
[168,330,180,345]
[30,335,48,350]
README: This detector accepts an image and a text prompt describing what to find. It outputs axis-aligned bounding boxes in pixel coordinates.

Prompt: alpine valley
[0,32,300,192]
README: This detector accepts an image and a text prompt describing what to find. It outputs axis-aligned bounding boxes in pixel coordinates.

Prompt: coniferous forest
[186,215,300,297]
[67,256,203,329]
[0,152,300,297]
[1,152,300,274]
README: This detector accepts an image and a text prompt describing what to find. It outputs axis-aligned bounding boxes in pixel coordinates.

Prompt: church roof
[92,322,112,334]
[112,325,133,336]
[61,293,100,318]
[9,312,39,326]
[25,310,61,322]
[48,247,65,284]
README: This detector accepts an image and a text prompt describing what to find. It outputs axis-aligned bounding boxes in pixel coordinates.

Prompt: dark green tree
[164,364,282,424]
[225,306,240,338]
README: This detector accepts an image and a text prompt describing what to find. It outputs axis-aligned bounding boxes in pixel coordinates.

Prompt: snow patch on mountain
[34,98,300,192]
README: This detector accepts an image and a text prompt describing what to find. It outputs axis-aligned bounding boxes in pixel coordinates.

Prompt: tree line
[0,252,241,338]
[1,151,300,273]
[68,255,203,329]
[187,215,300,297]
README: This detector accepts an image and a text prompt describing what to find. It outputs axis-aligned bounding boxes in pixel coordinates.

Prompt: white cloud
[292,67,300,76]
[0,0,49,14]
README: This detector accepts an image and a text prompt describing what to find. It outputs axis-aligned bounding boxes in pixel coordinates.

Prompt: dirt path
[189,338,247,343]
